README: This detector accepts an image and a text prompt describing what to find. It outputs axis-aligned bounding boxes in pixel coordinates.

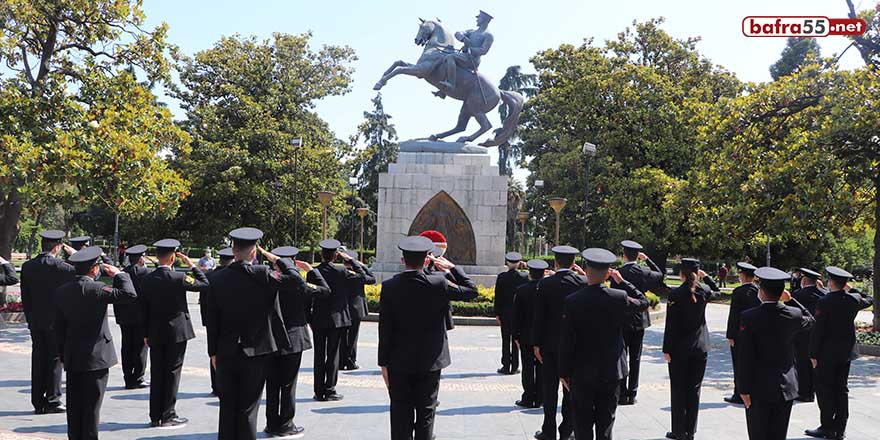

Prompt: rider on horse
[438,10,495,90]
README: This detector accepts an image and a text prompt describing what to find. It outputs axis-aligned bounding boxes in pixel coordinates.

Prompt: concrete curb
[363,307,666,327]
[859,344,880,357]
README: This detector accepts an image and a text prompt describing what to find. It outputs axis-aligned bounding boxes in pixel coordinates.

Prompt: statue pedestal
[372,151,508,287]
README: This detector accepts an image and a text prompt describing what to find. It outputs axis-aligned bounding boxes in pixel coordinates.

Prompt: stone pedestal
[372,151,507,287]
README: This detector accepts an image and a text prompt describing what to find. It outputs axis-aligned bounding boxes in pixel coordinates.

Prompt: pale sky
[142,0,869,183]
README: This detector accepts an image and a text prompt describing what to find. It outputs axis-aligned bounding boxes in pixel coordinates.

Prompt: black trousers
[815,360,851,434]
[265,352,303,433]
[541,349,573,439]
[30,329,63,411]
[388,369,441,440]
[668,351,707,436]
[730,343,740,396]
[313,326,344,397]
[342,317,362,366]
[571,379,619,440]
[520,343,543,404]
[745,398,793,440]
[793,335,814,399]
[209,358,219,396]
[500,320,519,372]
[619,328,644,398]
[149,341,187,422]
[119,324,147,386]
[66,368,108,440]
[217,351,268,440]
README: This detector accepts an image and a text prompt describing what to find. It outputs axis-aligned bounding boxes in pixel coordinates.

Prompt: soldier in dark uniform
[114,244,152,389]
[68,236,113,266]
[0,254,20,330]
[311,239,367,401]
[789,267,827,402]
[560,248,649,440]
[341,249,376,371]
[533,245,588,440]
[378,236,479,440]
[419,230,478,331]
[614,240,665,405]
[512,259,549,409]
[495,252,528,375]
[205,227,300,440]
[20,230,75,414]
[203,247,233,397]
[737,266,814,440]
[805,266,874,440]
[662,258,722,440]
[140,239,209,428]
[263,245,330,437]
[724,262,759,405]
[54,246,137,440]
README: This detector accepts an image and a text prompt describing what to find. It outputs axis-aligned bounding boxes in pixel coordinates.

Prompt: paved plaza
[0,302,878,440]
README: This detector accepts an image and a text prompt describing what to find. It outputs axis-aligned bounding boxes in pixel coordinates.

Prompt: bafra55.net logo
[743,16,867,37]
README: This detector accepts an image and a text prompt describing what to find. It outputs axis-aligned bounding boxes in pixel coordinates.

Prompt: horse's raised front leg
[429,104,471,141]
[374,60,409,90]
[456,111,492,143]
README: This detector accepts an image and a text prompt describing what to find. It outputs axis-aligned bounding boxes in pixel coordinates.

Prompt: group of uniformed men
[4,226,875,440]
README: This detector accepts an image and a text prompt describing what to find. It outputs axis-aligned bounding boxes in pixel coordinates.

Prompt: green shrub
[856,331,880,346]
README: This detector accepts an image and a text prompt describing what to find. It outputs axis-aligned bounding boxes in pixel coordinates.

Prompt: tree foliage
[769,38,821,80]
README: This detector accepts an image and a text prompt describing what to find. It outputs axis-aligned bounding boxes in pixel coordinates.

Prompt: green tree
[0,0,188,258]
[170,33,356,249]
[769,38,821,80]
[496,65,538,176]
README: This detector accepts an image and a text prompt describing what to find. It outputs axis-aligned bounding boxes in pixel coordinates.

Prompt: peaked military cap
[125,244,148,256]
[70,236,92,245]
[621,240,643,251]
[319,239,342,251]
[39,230,65,241]
[271,246,300,258]
[478,10,493,20]
[69,246,103,266]
[344,250,359,260]
[229,227,263,246]
[551,245,579,256]
[736,262,757,274]
[581,248,617,268]
[800,267,821,279]
[398,236,433,253]
[505,252,523,262]
[527,259,549,270]
[681,258,701,270]
[825,266,853,282]
[217,247,234,259]
[153,239,181,252]
[755,266,789,282]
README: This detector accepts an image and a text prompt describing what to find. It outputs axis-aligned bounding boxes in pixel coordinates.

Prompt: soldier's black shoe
[159,417,188,429]
[534,431,554,440]
[665,432,682,439]
[724,395,744,404]
[515,399,531,408]
[313,394,327,402]
[497,367,509,374]
[805,428,838,439]
[274,425,305,438]
[795,395,815,402]
[149,421,161,428]
[325,392,344,401]
[348,363,360,370]
[339,364,350,371]
[43,404,66,414]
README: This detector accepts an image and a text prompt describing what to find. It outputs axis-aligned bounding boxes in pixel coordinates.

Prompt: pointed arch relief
[407,191,476,265]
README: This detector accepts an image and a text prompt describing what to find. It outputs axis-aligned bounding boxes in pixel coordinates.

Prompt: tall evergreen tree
[769,38,821,80]
[497,65,538,176]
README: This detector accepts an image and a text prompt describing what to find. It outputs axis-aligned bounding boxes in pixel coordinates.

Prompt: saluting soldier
[532,245,587,440]
[662,258,722,440]
[614,240,665,405]
[805,266,874,440]
[68,236,113,266]
[341,249,376,371]
[560,248,649,440]
[378,236,479,440]
[312,239,367,401]
[512,259,549,409]
[724,262,760,405]
[495,252,528,375]
[789,268,827,403]
[140,239,209,428]
[205,227,299,440]
[737,266,814,440]
[203,247,234,397]
[114,244,152,389]
[20,230,75,414]
[54,246,137,440]
[263,245,330,438]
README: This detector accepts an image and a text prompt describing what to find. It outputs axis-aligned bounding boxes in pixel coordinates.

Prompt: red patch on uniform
[740,325,746,332]
[815,308,821,317]
[271,271,281,280]
[102,286,113,293]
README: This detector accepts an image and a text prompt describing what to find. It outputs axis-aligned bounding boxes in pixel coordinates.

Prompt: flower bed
[856,323,879,346]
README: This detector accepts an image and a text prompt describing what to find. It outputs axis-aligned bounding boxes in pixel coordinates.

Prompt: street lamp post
[113,212,119,265]
[317,191,335,240]
[357,208,369,262]
[534,180,544,256]
[549,197,567,246]
[517,211,529,255]
[291,137,303,244]
[582,142,597,249]
[349,177,358,247]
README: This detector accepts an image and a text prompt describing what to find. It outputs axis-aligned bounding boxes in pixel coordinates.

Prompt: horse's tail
[482,90,524,147]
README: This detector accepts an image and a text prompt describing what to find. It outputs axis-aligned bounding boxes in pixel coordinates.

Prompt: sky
[141,0,869,183]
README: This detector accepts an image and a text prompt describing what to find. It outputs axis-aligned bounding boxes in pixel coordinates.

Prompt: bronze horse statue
[373,19,523,147]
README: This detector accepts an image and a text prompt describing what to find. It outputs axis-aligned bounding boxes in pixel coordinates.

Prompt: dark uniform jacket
[114,264,151,327]
[790,285,827,316]
[206,259,298,358]
[278,269,330,354]
[615,260,664,330]
[313,260,367,329]
[202,267,226,326]
[662,277,722,355]
[425,264,478,330]
[346,264,376,320]
[494,269,529,323]
[809,289,874,362]
[726,283,760,340]
[378,270,478,373]
[140,266,209,344]
[20,253,76,330]
[737,301,814,402]
[0,262,18,285]
[54,274,137,372]
[559,281,648,384]
[511,280,539,346]
[532,270,588,353]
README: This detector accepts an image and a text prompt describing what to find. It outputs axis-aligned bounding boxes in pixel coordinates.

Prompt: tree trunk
[873,175,879,330]
[0,189,23,260]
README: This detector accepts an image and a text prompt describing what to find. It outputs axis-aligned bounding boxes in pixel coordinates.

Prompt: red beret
[419,230,447,243]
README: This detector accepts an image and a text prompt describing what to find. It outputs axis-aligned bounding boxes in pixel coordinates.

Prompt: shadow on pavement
[436,405,518,416]
[311,405,387,414]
